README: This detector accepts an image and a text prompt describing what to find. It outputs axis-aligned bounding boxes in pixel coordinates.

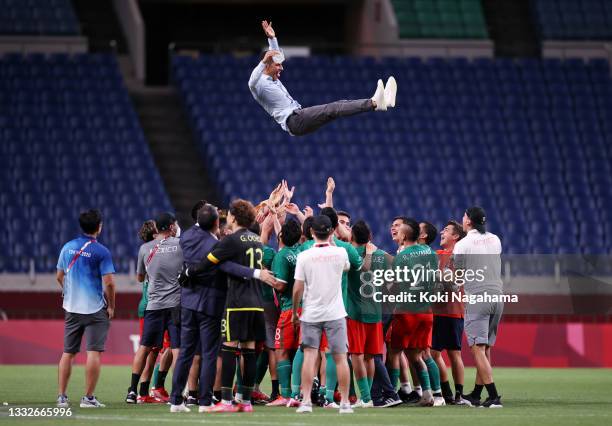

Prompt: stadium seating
[172,54,612,258]
[0,53,173,272]
[392,0,488,39]
[0,0,79,35]
[533,0,612,40]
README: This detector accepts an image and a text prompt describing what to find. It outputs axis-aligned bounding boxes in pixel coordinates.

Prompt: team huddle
[55,177,504,413]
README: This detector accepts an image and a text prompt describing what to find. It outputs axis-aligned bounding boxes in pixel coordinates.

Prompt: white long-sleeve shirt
[248,37,301,132]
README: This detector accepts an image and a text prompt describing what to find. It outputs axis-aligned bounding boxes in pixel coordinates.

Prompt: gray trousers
[286,99,374,136]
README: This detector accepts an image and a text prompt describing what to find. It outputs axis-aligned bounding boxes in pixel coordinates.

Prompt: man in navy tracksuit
[169,203,277,412]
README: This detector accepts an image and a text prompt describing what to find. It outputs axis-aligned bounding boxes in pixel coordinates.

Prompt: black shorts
[224,308,266,343]
[141,307,181,349]
[64,308,110,353]
[431,315,464,352]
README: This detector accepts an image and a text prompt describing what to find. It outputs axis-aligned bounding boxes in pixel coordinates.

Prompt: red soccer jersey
[433,249,463,318]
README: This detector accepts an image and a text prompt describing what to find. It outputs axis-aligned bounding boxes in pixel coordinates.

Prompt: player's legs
[84,351,101,396]
[198,312,221,407]
[187,355,201,399]
[58,353,76,396]
[300,346,319,405]
[448,350,465,398]
[286,99,375,136]
[170,308,199,406]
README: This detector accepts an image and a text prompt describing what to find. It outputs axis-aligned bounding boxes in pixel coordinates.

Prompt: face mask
[175,224,181,238]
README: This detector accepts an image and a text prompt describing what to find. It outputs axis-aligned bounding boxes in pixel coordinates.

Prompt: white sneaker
[296,403,313,413]
[286,397,301,407]
[371,79,387,111]
[198,404,214,413]
[56,395,69,408]
[323,400,339,409]
[384,76,397,107]
[80,396,105,408]
[418,390,434,407]
[170,403,191,413]
[339,402,354,414]
[433,396,446,407]
[351,399,374,408]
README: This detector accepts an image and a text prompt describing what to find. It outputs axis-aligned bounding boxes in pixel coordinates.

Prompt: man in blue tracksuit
[169,203,277,412]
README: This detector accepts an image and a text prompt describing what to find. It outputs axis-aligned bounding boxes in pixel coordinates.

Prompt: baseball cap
[466,206,486,233]
[155,212,176,232]
[311,215,332,235]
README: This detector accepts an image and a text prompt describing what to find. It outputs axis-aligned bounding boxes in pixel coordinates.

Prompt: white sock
[415,386,423,397]
[222,399,233,405]
[400,382,412,394]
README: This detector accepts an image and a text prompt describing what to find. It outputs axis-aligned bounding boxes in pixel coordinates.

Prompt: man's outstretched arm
[262,20,279,49]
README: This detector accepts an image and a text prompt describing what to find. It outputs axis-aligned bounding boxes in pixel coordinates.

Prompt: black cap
[311,215,332,235]
[466,206,486,233]
[155,212,176,232]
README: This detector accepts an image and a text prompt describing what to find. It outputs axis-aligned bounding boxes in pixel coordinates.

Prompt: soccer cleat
[351,399,374,408]
[480,396,503,408]
[266,396,291,407]
[372,79,387,111]
[384,76,397,108]
[252,390,269,404]
[339,402,354,414]
[433,396,446,407]
[208,402,239,413]
[444,395,456,405]
[286,397,301,407]
[403,391,422,405]
[323,400,339,409]
[56,394,69,408]
[125,390,137,404]
[461,393,481,407]
[170,403,191,413]
[151,387,170,403]
[137,395,162,404]
[198,404,215,413]
[238,403,254,412]
[296,403,313,413]
[185,396,198,406]
[374,395,403,408]
[80,396,106,408]
[418,391,434,407]
[455,394,471,406]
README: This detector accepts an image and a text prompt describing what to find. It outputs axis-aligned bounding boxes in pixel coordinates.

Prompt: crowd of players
[120,177,503,414]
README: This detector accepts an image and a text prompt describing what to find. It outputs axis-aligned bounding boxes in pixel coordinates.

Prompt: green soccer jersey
[137,281,148,318]
[392,244,439,313]
[271,244,300,311]
[299,236,363,306]
[261,245,276,303]
[346,246,386,323]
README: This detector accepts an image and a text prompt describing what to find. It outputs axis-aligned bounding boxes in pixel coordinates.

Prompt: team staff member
[126,213,183,404]
[56,209,116,409]
[292,215,353,414]
[432,220,468,405]
[453,207,504,408]
[171,203,276,412]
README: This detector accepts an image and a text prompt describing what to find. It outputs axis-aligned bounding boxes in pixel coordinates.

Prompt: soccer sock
[188,390,197,399]
[138,380,150,397]
[255,350,269,386]
[356,377,372,403]
[472,384,484,399]
[348,358,356,398]
[241,348,257,404]
[220,345,237,403]
[277,359,292,398]
[272,379,280,396]
[441,381,453,398]
[485,382,499,399]
[213,390,222,401]
[152,363,160,388]
[413,362,431,391]
[400,381,412,394]
[156,370,168,389]
[390,369,400,390]
[325,353,337,402]
[130,373,141,393]
[291,348,304,398]
[235,362,243,395]
[319,385,327,397]
[424,358,441,394]
[455,383,464,396]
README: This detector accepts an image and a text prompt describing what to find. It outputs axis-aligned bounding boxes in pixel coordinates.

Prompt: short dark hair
[351,220,371,245]
[421,221,438,246]
[191,199,207,221]
[392,216,410,225]
[79,209,102,234]
[302,216,314,241]
[337,210,351,220]
[446,220,466,240]
[138,219,157,242]
[402,218,420,243]
[280,220,302,247]
[320,207,338,229]
[229,199,256,228]
[197,204,219,231]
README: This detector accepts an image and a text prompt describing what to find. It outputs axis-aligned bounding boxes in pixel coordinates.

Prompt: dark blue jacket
[180,225,254,317]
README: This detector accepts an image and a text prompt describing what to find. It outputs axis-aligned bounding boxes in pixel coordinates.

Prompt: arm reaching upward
[262,20,280,50]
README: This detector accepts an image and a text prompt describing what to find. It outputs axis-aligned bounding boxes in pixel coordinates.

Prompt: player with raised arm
[249,21,397,136]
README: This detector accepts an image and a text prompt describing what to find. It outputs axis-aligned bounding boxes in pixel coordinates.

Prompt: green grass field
[0,366,610,425]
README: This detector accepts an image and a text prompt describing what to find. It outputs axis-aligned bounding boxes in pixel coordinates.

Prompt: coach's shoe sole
[372,80,387,111]
[384,76,397,107]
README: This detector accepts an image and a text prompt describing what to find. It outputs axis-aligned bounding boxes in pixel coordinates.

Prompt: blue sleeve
[56,245,67,271]
[220,261,255,279]
[99,247,116,275]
